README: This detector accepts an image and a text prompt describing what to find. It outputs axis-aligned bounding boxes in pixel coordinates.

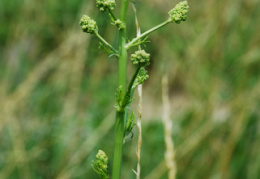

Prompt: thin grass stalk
[131,3,142,179]
[136,85,143,179]
[162,74,176,179]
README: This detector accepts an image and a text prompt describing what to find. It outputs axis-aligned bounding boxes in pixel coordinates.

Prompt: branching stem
[127,66,141,96]
[94,31,118,54]
[108,9,117,21]
[126,19,171,49]
[122,66,141,109]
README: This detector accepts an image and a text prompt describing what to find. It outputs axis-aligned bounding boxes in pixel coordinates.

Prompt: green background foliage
[0,0,260,178]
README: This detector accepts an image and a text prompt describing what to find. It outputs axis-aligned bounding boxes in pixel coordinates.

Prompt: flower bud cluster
[96,0,116,12]
[79,15,98,34]
[96,150,108,170]
[131,50,150,67]
[92,150,109,178]
[134,67,149,88]
[114,19,125,30]
[168,1,189,24]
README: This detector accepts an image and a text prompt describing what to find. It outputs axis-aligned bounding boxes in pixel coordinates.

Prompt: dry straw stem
[131,3,142,179]
[135,85,143,179]
[162,75,177,179]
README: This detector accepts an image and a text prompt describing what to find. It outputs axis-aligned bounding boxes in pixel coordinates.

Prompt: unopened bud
[96,0,116,12]
[79,15,98,34]
[131,50,150,67]
[168,1,189,24]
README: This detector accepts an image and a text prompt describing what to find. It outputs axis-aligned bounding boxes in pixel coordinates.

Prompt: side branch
[94,31,118,55]
[108,9,117,21]
[121,66,141,110]
[125,19,171,49]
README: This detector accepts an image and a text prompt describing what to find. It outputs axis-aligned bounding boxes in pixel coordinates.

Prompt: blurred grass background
[0,0,260,178]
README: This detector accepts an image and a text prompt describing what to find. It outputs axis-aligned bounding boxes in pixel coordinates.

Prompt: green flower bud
[96,150,108,163]
[168,1,189,24]
[92,150,109,179]
[101,164,108,170]
[114,19,125,30]
[96,0,116,12]
[79,15,98,34]
[134,67,149,88]
[131,50,150,67]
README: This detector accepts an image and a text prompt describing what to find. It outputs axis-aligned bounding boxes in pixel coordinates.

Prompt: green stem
[108,9,117,21]
[125,19,171,49]
[94,31,118,54]
[127,66,141,94]
[122,66,141,125]
[112,111,125,179]
[112,0,129,178]
[123,66,141,129]
[117,0,129,88]
[121,65,141,109]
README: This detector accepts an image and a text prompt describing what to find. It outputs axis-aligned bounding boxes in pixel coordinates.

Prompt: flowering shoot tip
[131,50,150,67]
[96,0,116,12]
[168,1,189,24]
[92,150,109,179]
[79,15,98,34]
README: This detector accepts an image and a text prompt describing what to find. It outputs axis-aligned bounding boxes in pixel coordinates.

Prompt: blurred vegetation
[0,0,260,179]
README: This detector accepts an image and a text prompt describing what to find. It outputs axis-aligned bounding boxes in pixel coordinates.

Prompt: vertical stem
[112,0,129,179]
[118,0,129,88]
[112,111,125,179]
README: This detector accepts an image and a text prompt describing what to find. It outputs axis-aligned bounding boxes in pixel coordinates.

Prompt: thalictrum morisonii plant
[79,1,189,178]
